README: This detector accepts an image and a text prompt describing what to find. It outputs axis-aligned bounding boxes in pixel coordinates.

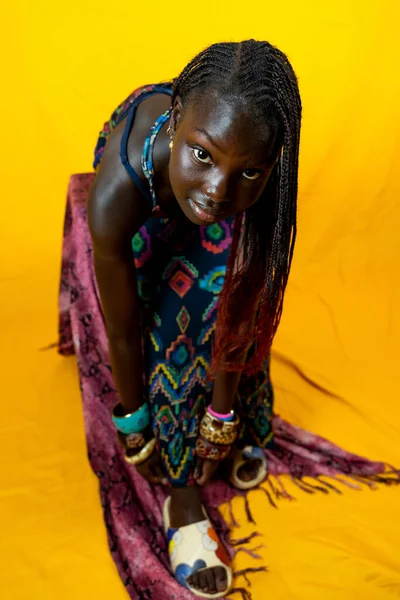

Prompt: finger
[154,468,169,486]
[196,460,216,486]
[199,572,208,594]
[143,467,163,485]
[206,568,216,594]
[153,457,169,486]
[150,459,169,486]
[149,468,165,485]
[194,458,202,481]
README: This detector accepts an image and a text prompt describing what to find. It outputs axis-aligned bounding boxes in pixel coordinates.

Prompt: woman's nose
[202,173,229,203]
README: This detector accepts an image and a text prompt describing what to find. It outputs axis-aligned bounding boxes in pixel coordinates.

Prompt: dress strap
[119,84,172,205]
[141,107,173,211]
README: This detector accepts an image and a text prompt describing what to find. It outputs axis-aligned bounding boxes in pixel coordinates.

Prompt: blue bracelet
[112,403,150,435]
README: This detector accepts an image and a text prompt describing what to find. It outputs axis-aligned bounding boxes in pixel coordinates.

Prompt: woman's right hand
[134,448,169,486]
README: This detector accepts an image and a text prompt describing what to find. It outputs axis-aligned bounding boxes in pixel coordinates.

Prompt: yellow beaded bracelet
[124,438,156,466]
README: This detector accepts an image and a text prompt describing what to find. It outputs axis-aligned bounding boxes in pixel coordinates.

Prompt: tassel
[332,475,362,490]
[228,499,240,528]
[266,476,282,499]
[372,474,400,486]
[384,464,400,477]
[350,475,379,490]
[308,478,330,494]
[234,545,265,560]
[230,532,262,546]
[227,588,252,600]
[290,477,315,494]
[316,476,342,495]
[260,485,278,509]
[275,475,296,500]
[293,477,328,494]
[38,341,59,351]
[244,495,256,524]
[234,567,268,586]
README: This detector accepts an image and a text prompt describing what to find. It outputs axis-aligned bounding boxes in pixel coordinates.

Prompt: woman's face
[168,92,281,225]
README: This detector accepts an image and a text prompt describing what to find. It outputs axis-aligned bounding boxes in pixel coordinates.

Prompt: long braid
[172,40,302,374]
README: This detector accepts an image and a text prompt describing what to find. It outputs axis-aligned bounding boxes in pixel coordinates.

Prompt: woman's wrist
[210,392,234,415]
[108,337,145,415]
[211,369,241,414]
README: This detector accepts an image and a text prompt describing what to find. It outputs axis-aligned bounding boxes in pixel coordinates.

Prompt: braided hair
[171,40,302,374]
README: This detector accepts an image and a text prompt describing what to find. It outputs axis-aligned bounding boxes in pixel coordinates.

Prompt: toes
[238,458,262,482]
[199,571,208,593]
[188,572,199,589]
[188,568,225,594]
[206,568,217,594]
[215,566,228,592]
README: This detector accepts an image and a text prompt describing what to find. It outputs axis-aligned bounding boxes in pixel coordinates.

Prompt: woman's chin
[183,198,225,226]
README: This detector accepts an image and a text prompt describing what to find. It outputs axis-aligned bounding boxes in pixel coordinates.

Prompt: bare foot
[169,487,228,595]
[237,458,263,482]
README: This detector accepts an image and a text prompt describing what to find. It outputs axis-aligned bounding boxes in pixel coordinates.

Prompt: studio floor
[1,1,400,598]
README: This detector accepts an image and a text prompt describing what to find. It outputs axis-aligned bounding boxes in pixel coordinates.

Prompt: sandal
[228,446,268,490]
[163,497,233,598]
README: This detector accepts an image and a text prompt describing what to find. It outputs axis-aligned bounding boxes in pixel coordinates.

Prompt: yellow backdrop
[1,1,400,598]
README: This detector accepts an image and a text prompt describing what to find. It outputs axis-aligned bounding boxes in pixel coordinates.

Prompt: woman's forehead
[182,94,278,159]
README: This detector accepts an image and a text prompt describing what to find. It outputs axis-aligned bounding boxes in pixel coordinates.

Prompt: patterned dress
[94,83,274,486]
[58,82,393,599]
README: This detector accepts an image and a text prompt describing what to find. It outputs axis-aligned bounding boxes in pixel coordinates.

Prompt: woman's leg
[150,397,229,595]
[138,220,235,595]
[232,355,274,482]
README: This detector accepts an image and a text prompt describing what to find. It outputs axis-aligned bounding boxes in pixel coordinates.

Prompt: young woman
[59,40,393,599]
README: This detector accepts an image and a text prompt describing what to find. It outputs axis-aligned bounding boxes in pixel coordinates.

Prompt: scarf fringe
[227,588,253,600]
[227,448,400,600]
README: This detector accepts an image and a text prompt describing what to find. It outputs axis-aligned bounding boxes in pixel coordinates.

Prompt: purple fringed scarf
[58,173,398,599]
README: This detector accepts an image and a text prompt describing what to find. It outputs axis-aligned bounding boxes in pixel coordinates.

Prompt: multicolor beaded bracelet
[112,402,150,435]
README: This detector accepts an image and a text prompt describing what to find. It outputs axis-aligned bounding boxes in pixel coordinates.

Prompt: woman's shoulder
[96,87,171,190]
[89,85,172,243]
[89,128,150,245]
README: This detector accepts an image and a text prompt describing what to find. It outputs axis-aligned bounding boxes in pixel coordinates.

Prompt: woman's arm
[211,370,242,414]
[88,174,151,415]
[211,305,258,414]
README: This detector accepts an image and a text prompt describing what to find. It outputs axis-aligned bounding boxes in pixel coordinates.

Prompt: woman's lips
[188,199,223,223]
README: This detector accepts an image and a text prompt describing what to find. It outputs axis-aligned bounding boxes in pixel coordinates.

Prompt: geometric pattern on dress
[166,334,195,368]
[149,354,211,405]
[176,306,190,334]
[149,330,163,352]
[197,322,216,346]
[202,297,218,322]
[161,446,192,483]
[199,266,226,294]
[132,227,152,268]
[200,221,232,254]
[163,257,199,298]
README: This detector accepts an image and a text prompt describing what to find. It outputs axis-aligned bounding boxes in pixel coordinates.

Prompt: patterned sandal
[163,497,233,598]
[229,446,268,490]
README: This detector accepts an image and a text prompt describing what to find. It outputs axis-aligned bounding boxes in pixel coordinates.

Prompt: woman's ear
[273,145,283,167]
[169,96,183,139]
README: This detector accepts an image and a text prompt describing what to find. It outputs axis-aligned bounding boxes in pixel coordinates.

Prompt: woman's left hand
[194,457,220,486]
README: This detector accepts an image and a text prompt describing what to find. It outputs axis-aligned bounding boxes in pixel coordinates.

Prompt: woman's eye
[193,148,213,164]
[243,169,261,181]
